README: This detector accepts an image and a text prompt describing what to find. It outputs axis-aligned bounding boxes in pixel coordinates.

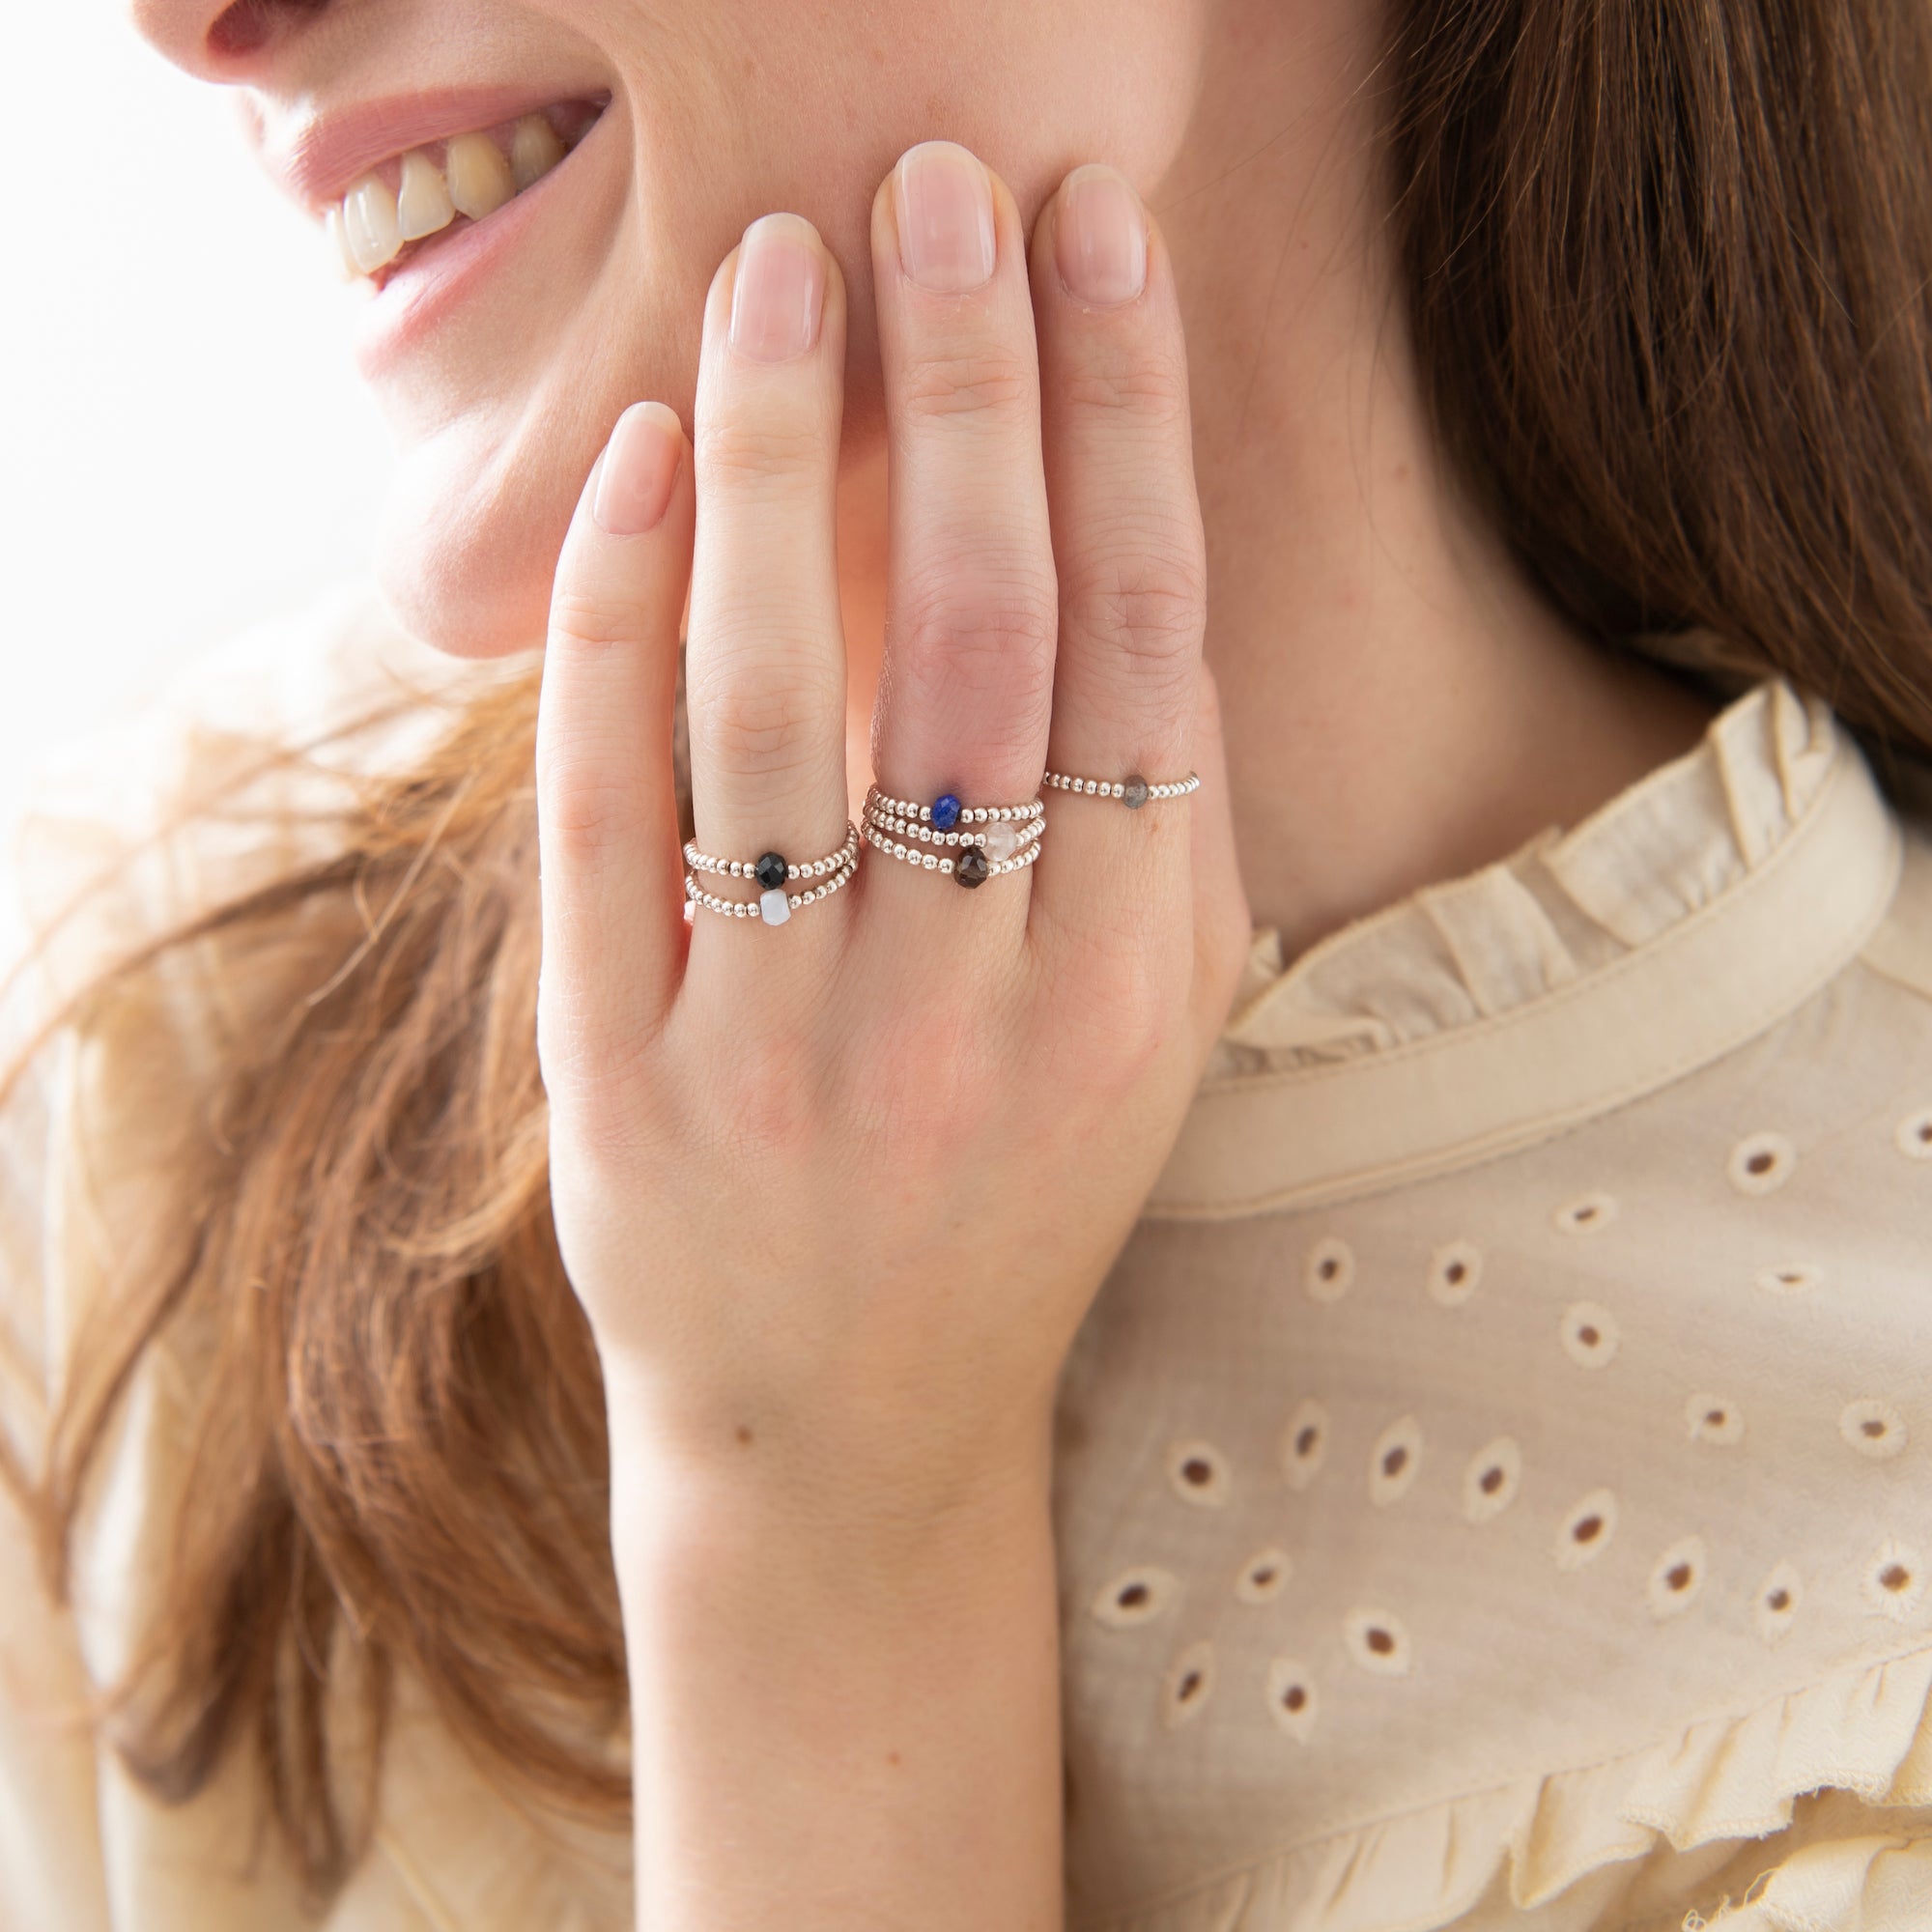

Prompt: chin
[372,408,596,659]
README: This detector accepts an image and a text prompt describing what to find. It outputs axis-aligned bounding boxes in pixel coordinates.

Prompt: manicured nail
[592,401,682,534]
[894,140,996,293]
[728,213,826,361]
[1055,164,1147,306]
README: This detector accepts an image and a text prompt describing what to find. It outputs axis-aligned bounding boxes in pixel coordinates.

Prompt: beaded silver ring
[1041,769,1201,809]
[864,798,1042,853]
[862,784,1044,889]
[683,821,860,925]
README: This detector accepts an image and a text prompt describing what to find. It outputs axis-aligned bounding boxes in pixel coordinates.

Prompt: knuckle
[536,750,640,863]
[548,586,641,653]
[695,412,828,493]
[707,1049,818,1164]
[540,1017,666,1168]
[894,569,1058,753]
[1058,944,1175,1089]
[688,671,835,778]
[1061,538,1205,685]
[1062,344,1191,427]
[899,342,1036,424]
[897,566,1058,679]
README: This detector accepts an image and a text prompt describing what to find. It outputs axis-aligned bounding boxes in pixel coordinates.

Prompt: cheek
[369,213,709,660]
[377,352,894,665]
[367,215,884,663]
[361,0,1201,663]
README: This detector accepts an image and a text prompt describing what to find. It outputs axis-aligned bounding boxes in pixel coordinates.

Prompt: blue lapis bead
[931,792,962,831]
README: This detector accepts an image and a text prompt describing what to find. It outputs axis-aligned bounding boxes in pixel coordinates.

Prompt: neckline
[1147,671,1906,1220]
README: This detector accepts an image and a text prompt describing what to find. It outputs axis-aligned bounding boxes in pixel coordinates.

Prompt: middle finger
[866,141,1058,934]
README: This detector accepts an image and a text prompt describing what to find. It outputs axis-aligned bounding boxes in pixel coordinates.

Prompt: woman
[3,0,1930,1924]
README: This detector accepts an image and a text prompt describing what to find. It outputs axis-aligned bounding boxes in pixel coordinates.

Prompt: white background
[0,12,391,922]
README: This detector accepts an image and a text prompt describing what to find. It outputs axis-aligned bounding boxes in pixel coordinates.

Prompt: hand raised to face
[534,140,1249,1497]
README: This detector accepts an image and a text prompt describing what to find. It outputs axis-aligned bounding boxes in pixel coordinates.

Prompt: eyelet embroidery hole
[1160,1637,1217,1728]
[1368,1415,1424,1507]
[1279,1399,1330,1492]
[1264,1658,1318,1740]
[1757,1262,1823,1297]
[1861,1539,1925,1621]
[1646,1535,1708,1619]
[1091,1565,1180,1631]
[1559,1301,1620,1369]
[1839,1399,1908,1462]
[1304,1236,1355,1304]
[1343,1607,1412,1677]
[1727,1129,1796,1195]
[1234,1548,1293,1605]
[1552,1190,1618,1234]
[1426,1239,1483,1308]
[1555,1488,1619,1571]
[1754,1561,1803,1645]
[1686,1393,1746,1446]
[1166,1438,1234,1507]
[1894,1106,1932,1160]
[1463,1436,1522,1524]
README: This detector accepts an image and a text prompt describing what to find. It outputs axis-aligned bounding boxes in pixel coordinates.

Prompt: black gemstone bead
[754,851,788,890]
[954,844,990,888]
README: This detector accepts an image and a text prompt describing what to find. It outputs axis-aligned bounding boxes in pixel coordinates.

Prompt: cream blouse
[3,585,1930,1932]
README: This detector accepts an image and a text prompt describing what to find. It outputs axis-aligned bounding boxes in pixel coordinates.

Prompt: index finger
[534,400,696,1095]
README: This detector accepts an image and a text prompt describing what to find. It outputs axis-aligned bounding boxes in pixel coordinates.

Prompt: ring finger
[1026,164,1208,955]
[684,211,853,979]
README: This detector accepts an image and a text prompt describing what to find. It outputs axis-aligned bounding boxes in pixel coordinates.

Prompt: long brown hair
[5,0,1932,1904]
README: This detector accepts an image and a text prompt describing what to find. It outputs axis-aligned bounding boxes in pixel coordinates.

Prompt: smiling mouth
[323,98,607,292]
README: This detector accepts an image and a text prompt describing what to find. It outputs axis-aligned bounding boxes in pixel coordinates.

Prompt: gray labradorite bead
[754,850,789,889]
[1122,775,1151,810]
[954,844,991,888]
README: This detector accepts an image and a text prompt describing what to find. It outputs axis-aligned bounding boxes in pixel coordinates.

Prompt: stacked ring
[1041,769,1201,808]
[683,821,860,924]
[862,784,1045,889]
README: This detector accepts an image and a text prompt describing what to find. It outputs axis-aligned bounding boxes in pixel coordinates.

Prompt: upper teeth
[398,150,454,239]
[324,112,572,282]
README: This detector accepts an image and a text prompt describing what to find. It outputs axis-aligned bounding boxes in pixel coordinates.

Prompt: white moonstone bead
[981,819,1022,862]
[759,887,791,924]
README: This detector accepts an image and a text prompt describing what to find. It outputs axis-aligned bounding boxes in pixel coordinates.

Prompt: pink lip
[348,103,611,382]
[265,81,607,213]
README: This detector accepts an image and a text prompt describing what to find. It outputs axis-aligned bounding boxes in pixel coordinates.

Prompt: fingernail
[728,213,826,362]
[1055,164,1147,306]
[593,402,682,534]
[894,141,996,293]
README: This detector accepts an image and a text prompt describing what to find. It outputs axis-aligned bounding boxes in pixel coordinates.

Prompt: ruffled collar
[1149,668,1908,1219]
